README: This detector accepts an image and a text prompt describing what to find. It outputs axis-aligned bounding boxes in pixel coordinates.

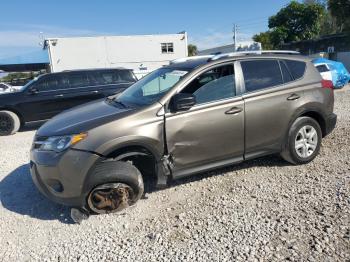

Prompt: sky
[0,0,291,59]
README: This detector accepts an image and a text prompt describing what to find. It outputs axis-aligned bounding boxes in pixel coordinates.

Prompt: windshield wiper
[106,97,128,108]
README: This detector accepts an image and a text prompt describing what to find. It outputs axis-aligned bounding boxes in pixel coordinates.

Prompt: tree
[253,1,326,49]
[328,0,350,32]
[188,44,198,56]
[253,32,274,50]
[268,1,326,45]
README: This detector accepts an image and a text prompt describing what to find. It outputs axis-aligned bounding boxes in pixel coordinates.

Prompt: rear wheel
[281,117,322,165]
[86,161,144,214]
[0,110,20,136]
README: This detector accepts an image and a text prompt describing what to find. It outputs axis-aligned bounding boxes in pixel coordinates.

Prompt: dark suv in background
[0,68,137,135]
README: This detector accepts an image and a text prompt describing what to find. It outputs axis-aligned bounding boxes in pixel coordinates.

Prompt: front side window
[241,60,283,92]
[161,43,174,53]
[181,64,235,105]
[33,75,63,91]
[117,68,188,106]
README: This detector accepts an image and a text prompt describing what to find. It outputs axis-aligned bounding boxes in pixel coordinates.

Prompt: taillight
[321,79,334,90]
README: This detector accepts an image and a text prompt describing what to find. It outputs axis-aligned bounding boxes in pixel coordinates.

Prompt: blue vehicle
[312,58,350,89]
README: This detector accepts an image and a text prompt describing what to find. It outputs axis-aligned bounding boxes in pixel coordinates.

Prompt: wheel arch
[94,140,168,189]
[282,106,327,151]
[0,107,25,126]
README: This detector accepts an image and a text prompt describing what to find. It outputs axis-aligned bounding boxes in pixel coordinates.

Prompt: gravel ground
[0,86,349,261]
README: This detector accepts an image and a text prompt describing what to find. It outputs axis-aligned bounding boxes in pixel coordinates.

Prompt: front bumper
[324,113,337,136]
[30,148,101,207]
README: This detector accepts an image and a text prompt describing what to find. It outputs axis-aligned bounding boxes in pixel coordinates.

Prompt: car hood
[0,88,22,95]
[37,99,137,137]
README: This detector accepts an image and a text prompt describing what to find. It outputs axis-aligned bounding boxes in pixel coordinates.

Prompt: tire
[281,117,322,165]
[85,161,144,214]
[0,110,20,136]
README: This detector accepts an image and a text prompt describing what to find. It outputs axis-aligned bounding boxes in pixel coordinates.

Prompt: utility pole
[233,24,237,52]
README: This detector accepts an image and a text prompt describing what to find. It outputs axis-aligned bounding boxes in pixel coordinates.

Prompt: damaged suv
[30,51,337,220]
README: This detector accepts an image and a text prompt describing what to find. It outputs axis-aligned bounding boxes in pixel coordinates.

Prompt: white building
[198,41,261,55]
[44,33,188,78]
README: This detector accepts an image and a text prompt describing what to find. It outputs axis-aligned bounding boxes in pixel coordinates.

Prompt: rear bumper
[324,113,337,136]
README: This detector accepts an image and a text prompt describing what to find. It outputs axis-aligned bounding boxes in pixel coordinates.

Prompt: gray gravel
[1,86,349,261]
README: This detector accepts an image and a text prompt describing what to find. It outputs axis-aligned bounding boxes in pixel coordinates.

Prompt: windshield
[20,77,40,91]
[116,68,188,106]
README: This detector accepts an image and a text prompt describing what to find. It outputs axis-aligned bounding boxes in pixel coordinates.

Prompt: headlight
[38,133,87,152]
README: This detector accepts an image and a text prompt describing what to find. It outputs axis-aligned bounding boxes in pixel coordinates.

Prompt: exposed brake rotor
[87,183,135,214]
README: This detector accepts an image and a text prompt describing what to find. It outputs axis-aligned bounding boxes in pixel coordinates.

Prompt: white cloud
[0,24,100,48]
[189,30,254,51]
[0,24,105,58]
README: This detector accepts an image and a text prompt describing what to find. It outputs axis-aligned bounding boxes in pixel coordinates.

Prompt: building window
[161,43,174,53]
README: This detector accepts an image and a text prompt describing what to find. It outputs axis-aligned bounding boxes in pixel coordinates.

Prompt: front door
[165,63,245,178]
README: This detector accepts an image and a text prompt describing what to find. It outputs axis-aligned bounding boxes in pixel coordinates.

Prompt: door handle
[287,93,300,101]
[92,90,99,94]
[225,107,243,115]
[55,94,64,98]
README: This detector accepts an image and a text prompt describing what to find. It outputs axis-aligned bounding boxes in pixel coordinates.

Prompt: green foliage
[254,1,328,49]
[188,44,198,56]
[252,32,274,50]
[268,1,326,46]
[1,72,32,82]
[328,0,350,32]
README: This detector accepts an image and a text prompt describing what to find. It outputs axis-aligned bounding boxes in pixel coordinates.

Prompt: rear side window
[316,64,329,73]
[241,60,283,92]
[284,60,306,80]
[88,70,136,85]
[279,61,293,83]
[68,73,89,88]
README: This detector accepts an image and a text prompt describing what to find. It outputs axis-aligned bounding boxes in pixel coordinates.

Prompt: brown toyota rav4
[30,51,337,221]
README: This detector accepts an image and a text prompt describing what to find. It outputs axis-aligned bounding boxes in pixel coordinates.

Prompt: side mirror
[170,93,196,112]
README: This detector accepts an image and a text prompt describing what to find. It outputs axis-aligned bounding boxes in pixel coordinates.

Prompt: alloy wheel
[294,125,318,158]
[0,114,13,133]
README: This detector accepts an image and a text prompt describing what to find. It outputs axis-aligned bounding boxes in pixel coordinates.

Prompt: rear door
[240,58,306,159]
[63,72,103,109]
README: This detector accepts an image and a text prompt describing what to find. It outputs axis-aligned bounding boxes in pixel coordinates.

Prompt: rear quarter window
[284,60,306,80]
[117,70,136,82]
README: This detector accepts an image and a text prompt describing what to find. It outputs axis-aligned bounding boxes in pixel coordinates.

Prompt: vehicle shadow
[19,122,44,132]
[1,155,288,223]
[0,164,74,224]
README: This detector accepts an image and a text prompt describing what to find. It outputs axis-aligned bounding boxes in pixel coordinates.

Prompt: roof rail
[170,55,214,64]
[209,50,300,61]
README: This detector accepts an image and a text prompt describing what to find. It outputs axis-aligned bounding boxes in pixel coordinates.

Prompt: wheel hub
[87,183,135,214]
[295,125,318,158]
[0,115,12,132]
